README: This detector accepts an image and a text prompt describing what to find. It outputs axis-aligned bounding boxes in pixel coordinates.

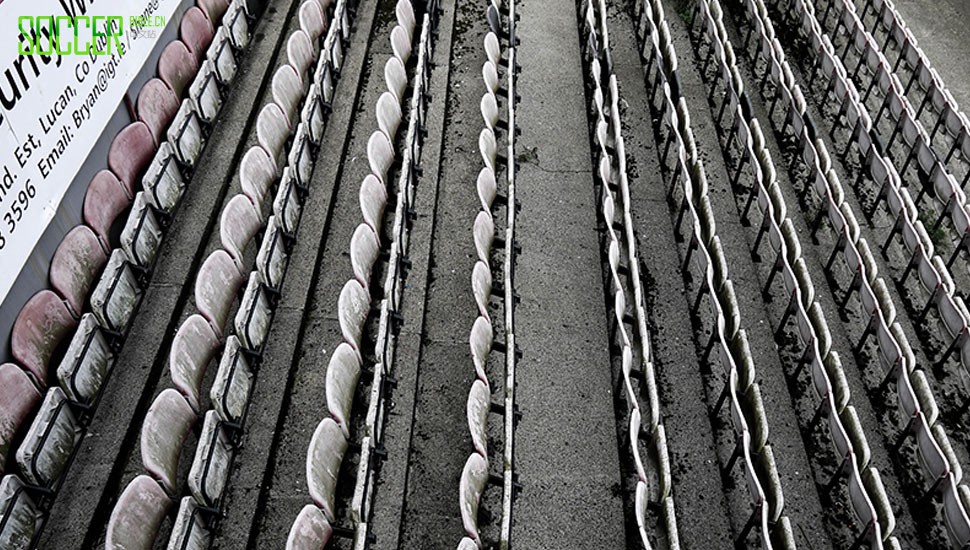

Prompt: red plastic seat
[137,78,180,146]
[105,475,171,549]
[158,40,200,97]
[107,122,156,196]
[11,290,78,384]
[84,170,131,243]
[0,364,42,473]
[181,7,215,63]
[49,225,108,316]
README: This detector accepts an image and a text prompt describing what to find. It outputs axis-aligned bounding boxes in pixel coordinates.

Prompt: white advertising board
[0,0,180,300]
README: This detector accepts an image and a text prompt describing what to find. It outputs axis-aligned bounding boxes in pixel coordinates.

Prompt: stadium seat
[350,224,380,287]
[207,27,238,85]
[377,92,402,141]
[367,130,395,183]
[49,225,108,316]
[108,122,156,197]
[360,174,387,237]
[257,104,290,174]
[256,218,289,290]
[188,410,232,507]
[288,31,316,82]
[11,290,77,383]
[0,365,42,472]
[397,0,415,39]
[199,0,231,23]
[943,481,970,549]
[0,475,39,546]
[220,194,262,263]
[472,261,492,320]
[459,453,488,547]
[159,41,200,98]
[181,7,215,63]
[467,379,489,458]
[105,474,170,550]
[170,314,221,411]
[169,496,212,550]
[477,167,497,212]
[469,316,492,382]
[225,0,251,50]
[307,418,347,521]
[474,211,494,264]
[235,271,273,351]
[57,314,112,404]
[211,336,254,425]
[143,142,186,214]
[391,25,411,64]
[141,389,196,494]
[195,249,244,335]
[189,61,223,124]
[286,504,332,550]
[168,100,204,168]
[385,57,407,103]
[241,146,278,211]
[121,193,164,269]
[275,171,303,234]
[482,61,499,96]
[16,387,79,487]
[84,170,132,243]
[338,280,370,352]
[326,342,360,438]
[274,65,304,126]
[137,79,180,146]
[299,1,327,44]
[90,249,142,335]
[479,128,497,173]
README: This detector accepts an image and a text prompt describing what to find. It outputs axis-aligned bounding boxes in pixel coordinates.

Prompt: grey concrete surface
[509,0,628,547]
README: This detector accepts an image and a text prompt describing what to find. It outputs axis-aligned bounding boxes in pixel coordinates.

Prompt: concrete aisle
[510,0,627,546]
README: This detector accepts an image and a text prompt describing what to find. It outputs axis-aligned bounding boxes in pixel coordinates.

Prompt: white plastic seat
[469,316,493,382]
[360,173,388,236]
[189,61,222,124]
[168,100,204,167]
[350,224,380,287]
[211,336,254,424]
[473,211,495,264]
[0,475,39,547]
[288,30,316,81]
[235,271,273,351]
[57,313,112,404]
[458,453,488,546]
[16,387,79,487]
[273,64,304,126]
[169,496,212,550]
[257,103,290,175]
[299,1,327,44]
[195,249,244,336]
[472,261,492,320]
[479,128,497,173]
[385,57,407,103]
[256,216,289,290]
[377,91,402,141]
[170,314,221,411]
[220,194,262,263]
[338,279,370,352]
[274,170,303,234]
[121,192,163,269]
[140,388,196,495]
[188,410,233,507]
[477,167,497,212]
[307,417,347,521]
[90,248,141,334]
[367,130,395,182]
[144,142,186,213]
[286,504,332,550]
[207,27,237,85]
[396,0,415,39]
[241,146,277,211]
[326,342,360,438]
[467,379,489,459]
[105,475,170,550]
[390,25,411,64]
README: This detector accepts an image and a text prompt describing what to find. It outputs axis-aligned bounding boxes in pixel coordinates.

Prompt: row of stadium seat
[458,0,519,547]
[581,0,681,547]
[692,0,906,547]
[731,0,970,545]
[102,0,358,547]
[632,0,797,547]
[0,2,253,547]
[287,2,442,547]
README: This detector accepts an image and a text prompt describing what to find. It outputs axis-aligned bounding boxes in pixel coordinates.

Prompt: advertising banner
[0,0,180,300]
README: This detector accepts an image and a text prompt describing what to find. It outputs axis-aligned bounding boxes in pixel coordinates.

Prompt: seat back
[11,290,77,383]
[105,475,170,550]
[141,388,196,494]
[306,418,347,521]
